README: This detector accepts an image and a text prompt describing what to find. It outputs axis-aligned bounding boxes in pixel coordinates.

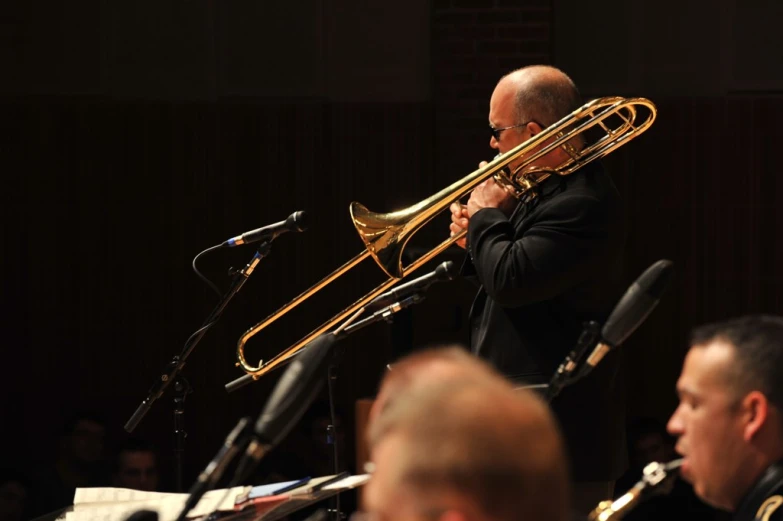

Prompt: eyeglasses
[489,120,540,140]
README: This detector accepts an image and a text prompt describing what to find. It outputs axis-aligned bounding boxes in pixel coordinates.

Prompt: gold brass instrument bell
[234,96,658,379]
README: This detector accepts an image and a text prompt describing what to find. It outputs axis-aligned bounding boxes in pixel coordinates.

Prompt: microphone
[580,259,674,377]
[223,211,309,247]
[232,333,338,485]
[365,261,457,312]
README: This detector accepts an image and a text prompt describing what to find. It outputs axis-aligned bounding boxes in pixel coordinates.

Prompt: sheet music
[321,474,369,490]
[74,488,181,505]
[68,486,248,521]
[248,480,304,499]
[66,474,369,521]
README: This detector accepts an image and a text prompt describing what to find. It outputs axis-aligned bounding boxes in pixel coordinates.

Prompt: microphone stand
[173,376,192,492]
[124,241,272,491]
[174,417,253,521]
[326,353,343,521]
[190,293,428,521]
[317,294,426,521]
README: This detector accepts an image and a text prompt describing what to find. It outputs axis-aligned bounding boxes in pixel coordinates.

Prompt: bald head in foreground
[368,347,500,426]
[362,347,570,521]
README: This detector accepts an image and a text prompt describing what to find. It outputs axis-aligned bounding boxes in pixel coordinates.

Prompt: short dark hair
[61,410,106,437]
[690,314,783,412]
[113,437,158,471]
[117,437,157,455]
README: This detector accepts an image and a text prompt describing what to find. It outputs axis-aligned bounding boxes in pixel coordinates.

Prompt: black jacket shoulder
[734,462,783,521]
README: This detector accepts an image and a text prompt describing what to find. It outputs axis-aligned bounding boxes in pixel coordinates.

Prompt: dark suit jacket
[734,462,783,521]
[462,160,628,482]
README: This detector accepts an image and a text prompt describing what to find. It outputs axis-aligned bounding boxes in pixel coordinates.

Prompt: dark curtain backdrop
[2,0,783,496]
[0,98,449,487]
[4,94,783,490]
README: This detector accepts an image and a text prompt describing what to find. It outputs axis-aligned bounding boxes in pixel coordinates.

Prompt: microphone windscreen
[601,260,673,347]
[254,333,336,447]
[435,260,458,280]
[287,211,309,232]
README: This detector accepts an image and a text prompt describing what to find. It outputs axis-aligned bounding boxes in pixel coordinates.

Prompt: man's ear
[742,390,769,442]
[527,121,542,137]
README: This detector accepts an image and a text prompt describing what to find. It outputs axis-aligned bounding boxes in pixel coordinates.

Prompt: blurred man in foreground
[362,347,570,521]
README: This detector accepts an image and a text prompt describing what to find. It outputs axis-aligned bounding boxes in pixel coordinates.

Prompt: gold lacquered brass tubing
[251,230,469,378]
[260,230,470,376]
[508,98,631,175]
[247,275,402,376]
[401,233,466,279]
[236,250,372,372]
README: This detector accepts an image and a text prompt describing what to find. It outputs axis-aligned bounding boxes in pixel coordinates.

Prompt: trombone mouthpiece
[664,458,684,472]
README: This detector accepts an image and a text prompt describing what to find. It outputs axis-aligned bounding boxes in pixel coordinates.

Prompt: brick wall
[432,0,553,143]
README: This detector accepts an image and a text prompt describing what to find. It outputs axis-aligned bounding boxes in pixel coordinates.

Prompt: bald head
[367,377,569,521]
[498,65,582,127]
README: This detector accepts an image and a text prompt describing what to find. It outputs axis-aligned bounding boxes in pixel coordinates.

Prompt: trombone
[234,96,657,379]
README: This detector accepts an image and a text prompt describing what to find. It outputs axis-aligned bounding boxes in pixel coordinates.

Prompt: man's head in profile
[667,315,783,512]
[362,347,570,521]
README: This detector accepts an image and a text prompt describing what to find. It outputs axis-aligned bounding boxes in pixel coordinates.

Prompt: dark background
[2,0,782,501]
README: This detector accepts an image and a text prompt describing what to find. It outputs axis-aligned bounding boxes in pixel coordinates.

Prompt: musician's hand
[449,201,469,249]
[467,178,516,218]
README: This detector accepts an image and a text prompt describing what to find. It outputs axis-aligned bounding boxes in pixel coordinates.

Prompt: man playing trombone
[449,65,628,512]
